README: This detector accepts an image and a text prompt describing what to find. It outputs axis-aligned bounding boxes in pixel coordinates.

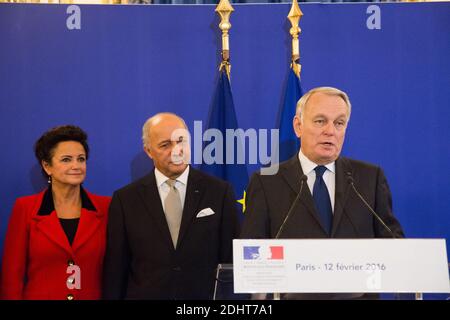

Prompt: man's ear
[293,115,302,138]
[144,146,153,160]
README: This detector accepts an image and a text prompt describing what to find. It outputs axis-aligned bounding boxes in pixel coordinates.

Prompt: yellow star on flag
[237,190,246,213]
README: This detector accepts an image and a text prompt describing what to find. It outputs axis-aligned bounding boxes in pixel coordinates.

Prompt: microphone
[345,172,397,238]
[275,175,308,239]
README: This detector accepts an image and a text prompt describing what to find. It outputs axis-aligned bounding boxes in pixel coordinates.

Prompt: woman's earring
[47,176,52,184]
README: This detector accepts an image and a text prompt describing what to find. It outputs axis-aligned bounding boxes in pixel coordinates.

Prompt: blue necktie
[313,166,333,234]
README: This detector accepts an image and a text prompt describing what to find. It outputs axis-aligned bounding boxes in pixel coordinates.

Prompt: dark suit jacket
[240,155,404,299]
[0,188,111,300]
[102,167,239,300]
[241,155,404,239]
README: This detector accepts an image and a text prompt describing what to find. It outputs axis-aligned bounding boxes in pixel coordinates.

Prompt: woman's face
[43,141,87,187]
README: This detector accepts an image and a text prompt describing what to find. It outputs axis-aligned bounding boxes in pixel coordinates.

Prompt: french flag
[269,246,284,260]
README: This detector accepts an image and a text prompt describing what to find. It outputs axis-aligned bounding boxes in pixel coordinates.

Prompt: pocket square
[196,208,215,218]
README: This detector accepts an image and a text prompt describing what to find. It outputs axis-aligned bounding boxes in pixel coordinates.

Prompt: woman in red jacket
[1,125,111,300]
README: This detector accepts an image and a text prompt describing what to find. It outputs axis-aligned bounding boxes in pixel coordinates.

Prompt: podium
[214,239,450,300]
[213,264,251,300]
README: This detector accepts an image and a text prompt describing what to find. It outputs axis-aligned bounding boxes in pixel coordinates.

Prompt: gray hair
[295,87,352,122]
[142,112,187,148]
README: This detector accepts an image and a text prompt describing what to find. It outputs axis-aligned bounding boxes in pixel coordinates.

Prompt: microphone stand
[272,175,307,300]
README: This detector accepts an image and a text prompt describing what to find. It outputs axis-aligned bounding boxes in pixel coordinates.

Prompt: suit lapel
[177,168,203,248]
[138,172,174,249]
[33,189,105,254]
[331,157,353,236]
[281,156,328,234]
[33,211,73,255]
[71,207,103,252]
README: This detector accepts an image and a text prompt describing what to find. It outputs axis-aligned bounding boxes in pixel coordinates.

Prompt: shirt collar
[37,186,97,216]
[298,149,336,174]
[154,165,190,188]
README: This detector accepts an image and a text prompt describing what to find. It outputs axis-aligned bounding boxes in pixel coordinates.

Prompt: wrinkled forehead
[305,93,349,117]
[149,120,188,143]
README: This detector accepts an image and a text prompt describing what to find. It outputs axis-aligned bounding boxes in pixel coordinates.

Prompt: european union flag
[201,69,248,217]
[278,68,303,162]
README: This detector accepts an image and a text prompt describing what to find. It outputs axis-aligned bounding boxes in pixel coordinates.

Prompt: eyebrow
[58,154,86,158]
[313,113,348,119]
[157,139,171,146]
[157,135,185,145]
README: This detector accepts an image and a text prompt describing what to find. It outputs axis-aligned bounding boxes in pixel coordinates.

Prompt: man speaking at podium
[240,87,404,299]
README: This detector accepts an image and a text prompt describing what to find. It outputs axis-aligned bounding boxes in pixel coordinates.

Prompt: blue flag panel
[201,70,249,215]
[278,68,303,162]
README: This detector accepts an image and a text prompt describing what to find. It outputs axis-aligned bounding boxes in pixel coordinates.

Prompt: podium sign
[233,239,450,293]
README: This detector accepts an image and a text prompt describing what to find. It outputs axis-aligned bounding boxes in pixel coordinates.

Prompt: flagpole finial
[287,0,303,77]
[216,0,234,77]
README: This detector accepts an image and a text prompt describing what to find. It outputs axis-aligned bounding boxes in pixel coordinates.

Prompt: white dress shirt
[298,150,336,213]
[154,166,189,212]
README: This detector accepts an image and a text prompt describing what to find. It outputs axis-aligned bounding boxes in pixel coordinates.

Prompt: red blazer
[1,188,110,300]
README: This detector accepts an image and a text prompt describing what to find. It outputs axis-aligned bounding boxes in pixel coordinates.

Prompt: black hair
[34,125,89,176]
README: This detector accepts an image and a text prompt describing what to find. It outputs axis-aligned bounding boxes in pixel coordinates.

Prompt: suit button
[67,294,74,300]
[67,259,75,266]
[173,266,181,271]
